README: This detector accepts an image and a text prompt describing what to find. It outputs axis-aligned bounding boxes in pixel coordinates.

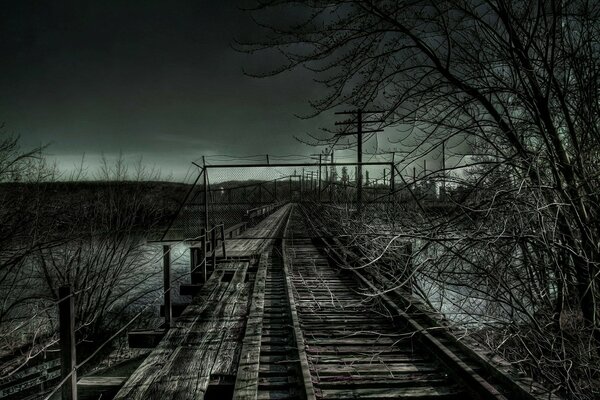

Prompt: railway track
[256,247,304,400]
[283,206,470,399]
[114,201,552,400]
[242,203,548,400]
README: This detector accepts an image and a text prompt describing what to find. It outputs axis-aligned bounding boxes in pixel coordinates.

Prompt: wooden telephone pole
[334,110,384,216]
[310,153,323,202]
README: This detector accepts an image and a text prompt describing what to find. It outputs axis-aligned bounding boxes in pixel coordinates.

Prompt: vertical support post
[330,151,334,202]
[301,168,305,201]
[289,176,292,200]
[220,224,226,259]
[330,150,335,181]
[318,154,322,202]
[190,247,199,284]
[202,228,208,283]
[58,285,77,400]
[211,228,217,270]
[324,155,327,185]
[357,109,363,217]
[274,179,277,201]
[390,164,395,194]
[441,140,446,200]
[163,245,172,329]
[202,159,209,245]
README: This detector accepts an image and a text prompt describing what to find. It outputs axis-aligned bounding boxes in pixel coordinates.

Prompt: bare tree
[0,145,168,381]
[243,1,600,397]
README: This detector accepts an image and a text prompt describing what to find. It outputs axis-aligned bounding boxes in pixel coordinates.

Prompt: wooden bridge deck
[112,203,553,400]
[215,204,291,258]
[285,210,465,399]
[114,205,292,399]
[114,260,250,399]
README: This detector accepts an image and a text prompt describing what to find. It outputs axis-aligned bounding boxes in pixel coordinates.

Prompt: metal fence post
[58,285,77,400]
[211,228,217,269]
[163,245,172,329]
[203,164,209,243]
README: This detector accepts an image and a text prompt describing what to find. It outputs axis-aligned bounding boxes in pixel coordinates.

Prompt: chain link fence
[161,161,394,241]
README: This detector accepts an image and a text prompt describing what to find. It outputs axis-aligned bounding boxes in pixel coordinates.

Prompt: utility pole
[318,154,321,201]
[329,150,334,202]
[441,140,446,200]
[330,150,335,181]
[334,109,384,217]
[301,168,305,201]
[310,153,323,202]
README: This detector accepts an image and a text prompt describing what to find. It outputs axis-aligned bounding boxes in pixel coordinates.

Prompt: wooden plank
[210,265,250,376]
[285,207,469,400]
[114,262,249,400]
[0,365,61,399]
[281,206,317,400]
[216,204,291,258]
[0,358,60,384]
[77,376,126,400]
[319,385,464,398]
[233,253,269,400]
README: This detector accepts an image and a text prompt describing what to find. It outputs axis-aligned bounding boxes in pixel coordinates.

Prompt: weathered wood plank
[216,204,291,258]
[319,385,464,398]
[114,262,249,400]
[281,206,317,400]
[233,252,269,400]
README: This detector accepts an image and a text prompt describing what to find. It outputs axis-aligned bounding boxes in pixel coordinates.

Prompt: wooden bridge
[64,202,553,400]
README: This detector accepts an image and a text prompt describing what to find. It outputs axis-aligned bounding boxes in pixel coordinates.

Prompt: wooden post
[220,223,226,259]
[441,140,446,200]
[202,228,208,283]
[356,109,363,217]
[163,245,172,329]
[390,164,395,194]
[301,168,304,201]
[190,247,199,284]
[330,151,334,202]
[58,285,77,400]
[318,154,322,202]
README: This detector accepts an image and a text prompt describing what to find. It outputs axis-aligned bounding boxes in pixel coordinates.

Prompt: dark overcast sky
[0,1,345,180]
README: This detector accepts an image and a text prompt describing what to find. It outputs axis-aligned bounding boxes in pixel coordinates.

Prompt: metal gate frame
[161,161,394,242]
